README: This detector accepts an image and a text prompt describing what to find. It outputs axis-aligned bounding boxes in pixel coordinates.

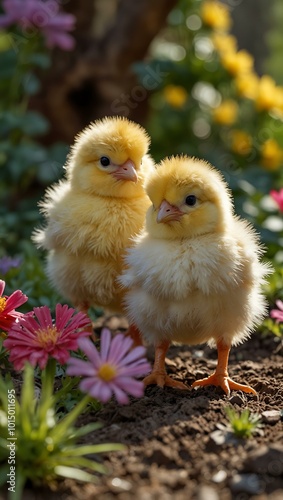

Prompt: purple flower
[0,0,76,50]
[0,256,22,275]
[270,300,283,323]
[67,328,151,405]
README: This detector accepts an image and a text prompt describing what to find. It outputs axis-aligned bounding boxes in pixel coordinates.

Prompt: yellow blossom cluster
[230,130,253,156]
[200,0,231,31]
[260,139,283,171]
[213,100,238,126]
[163,85,188,108]
[199,0,283,168]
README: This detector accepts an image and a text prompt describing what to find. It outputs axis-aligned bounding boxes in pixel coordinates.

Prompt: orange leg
[126,324,144,347]
[143,340,188,390]
[192,339,257,397]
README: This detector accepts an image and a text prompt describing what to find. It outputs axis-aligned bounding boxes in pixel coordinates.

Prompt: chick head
[66,116,151,198]
[145,156,234,239]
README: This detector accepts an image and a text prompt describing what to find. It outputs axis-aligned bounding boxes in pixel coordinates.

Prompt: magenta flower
[67,329,151,405]
[270,300,283,323]
[0,0,76,50]
[270,189,283,212]
[3,304,92,370]
[0,280,28,332]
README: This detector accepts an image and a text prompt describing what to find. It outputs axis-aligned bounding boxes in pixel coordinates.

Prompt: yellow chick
[33,116,154,339]
[120,156,271,395]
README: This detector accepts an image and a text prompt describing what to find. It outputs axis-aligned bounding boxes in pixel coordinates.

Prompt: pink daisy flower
[0,279,28,332]
[270,299,283,323]
[3,304,92,370]
[67,329,151,405]
[0,0,76,50]
[270,189,283,212]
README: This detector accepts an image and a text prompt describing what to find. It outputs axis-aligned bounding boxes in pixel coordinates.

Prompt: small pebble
[229,394,245,406]
[230,473,263,494]
[261,410,281,425]
[212,470,227,483]
[110,477,132,492]
[192,350,204,358]
[209,430,226,446]
[197,485,219,500]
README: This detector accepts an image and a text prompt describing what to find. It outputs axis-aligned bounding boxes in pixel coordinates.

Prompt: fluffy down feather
[33,116,154,315]
[120,156,272,394]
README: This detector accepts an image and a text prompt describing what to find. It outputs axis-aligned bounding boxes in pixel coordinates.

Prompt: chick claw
[143,370,188,390]
[192,373,257,397]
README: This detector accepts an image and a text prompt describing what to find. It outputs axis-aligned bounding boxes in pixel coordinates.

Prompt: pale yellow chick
[120,156,271,395]
[33,116,154,338]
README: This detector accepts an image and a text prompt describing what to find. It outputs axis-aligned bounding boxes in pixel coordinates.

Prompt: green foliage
[1,242,64,311]
[225,407,262,439]
[266,0,283,85]
[0,364,123,499]
[0,26,68,268]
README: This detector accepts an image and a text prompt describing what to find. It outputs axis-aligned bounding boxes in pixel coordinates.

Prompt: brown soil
[20,324,283,500]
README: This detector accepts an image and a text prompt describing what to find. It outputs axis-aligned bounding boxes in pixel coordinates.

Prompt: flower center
[36,326,59,348]
[98,363,117,382]
[0,297,7,313]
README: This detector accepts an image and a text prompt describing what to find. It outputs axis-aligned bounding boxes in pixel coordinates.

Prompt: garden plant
[0,0,282,499]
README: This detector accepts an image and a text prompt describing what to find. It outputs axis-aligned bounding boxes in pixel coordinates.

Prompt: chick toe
[143,371,188,390]
[192,373,256,396]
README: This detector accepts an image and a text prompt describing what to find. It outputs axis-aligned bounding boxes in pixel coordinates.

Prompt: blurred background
[0,0,282,327]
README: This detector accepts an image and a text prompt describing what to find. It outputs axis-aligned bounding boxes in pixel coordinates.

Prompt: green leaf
[54,466,97,483]
[28,53,51,69]
[68,422,102,438]
[61,443,125,457]
[20,111,49,136]
[22,72,41,95]
[50,395,91,441]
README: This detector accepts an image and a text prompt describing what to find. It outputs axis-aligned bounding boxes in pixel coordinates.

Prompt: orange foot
[143,370,188,390]
[192,372,257,397]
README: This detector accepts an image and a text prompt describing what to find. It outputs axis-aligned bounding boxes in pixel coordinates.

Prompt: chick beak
[112,160,138,182]
[157,200,183,223]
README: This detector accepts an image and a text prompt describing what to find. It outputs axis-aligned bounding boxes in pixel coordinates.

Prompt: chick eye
[185,195,197,206]
[100,156,110,167]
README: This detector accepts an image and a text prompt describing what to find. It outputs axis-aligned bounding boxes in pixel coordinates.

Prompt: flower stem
[38,358,57,420]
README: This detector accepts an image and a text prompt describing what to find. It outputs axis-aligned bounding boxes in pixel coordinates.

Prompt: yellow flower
[275,87,283,114]
[213,100,238,125]
[212,33,237,54]
[235,73,259,100]
[163,85,188,108]
[201,1,231,31]
[221,50,254,76]
[230,130,253,155]
[256,75,279,111]
[260,139,283,170]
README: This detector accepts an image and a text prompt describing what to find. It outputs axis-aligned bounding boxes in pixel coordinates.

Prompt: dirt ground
[20,322,283,500]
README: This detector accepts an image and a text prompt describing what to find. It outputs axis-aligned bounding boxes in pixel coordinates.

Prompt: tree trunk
[32,0,178,144]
